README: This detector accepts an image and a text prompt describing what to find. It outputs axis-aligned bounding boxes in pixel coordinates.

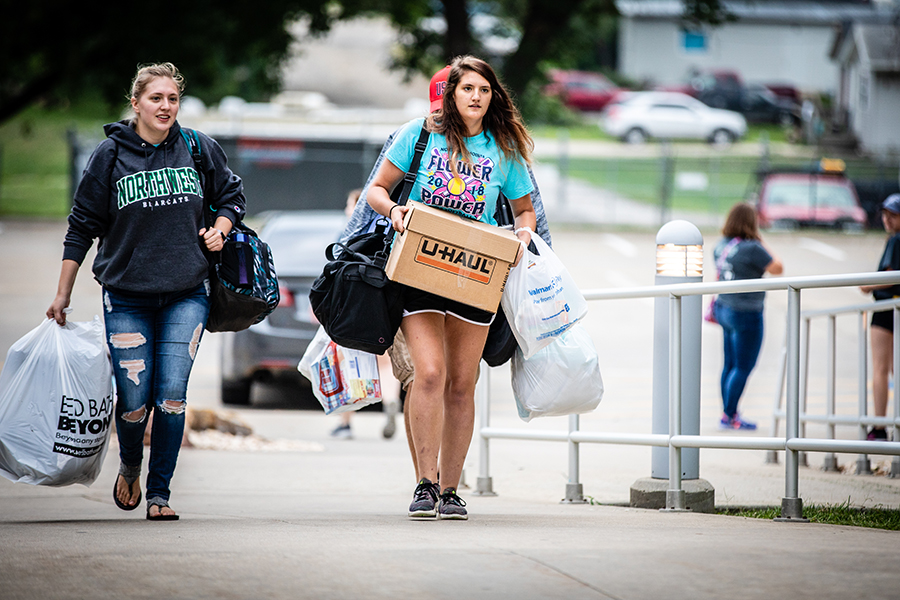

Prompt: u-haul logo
[415,237,494,284]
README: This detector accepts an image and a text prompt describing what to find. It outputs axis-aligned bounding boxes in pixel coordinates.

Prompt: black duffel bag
[309,125,429,355]
[309,227,404,355]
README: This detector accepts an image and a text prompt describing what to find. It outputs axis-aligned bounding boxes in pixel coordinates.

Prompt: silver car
[220,211,347,405]
[601,91,747,145]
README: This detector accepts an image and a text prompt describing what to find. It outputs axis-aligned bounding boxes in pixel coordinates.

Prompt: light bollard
[653,222,703,480]
[630,220,715,512]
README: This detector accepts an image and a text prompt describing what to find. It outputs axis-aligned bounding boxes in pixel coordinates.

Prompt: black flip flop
[113,474,142,511]
[146,502,180,521]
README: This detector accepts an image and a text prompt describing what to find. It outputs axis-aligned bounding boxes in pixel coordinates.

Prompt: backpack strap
[389,124,430,207]
[383,124,430,251]
[716,237,741,276]
[180,128,217,229]
[180,128,203,177]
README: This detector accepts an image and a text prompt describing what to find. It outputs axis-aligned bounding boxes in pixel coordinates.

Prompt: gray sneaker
[438,488,468,520]
[408,478,439,518]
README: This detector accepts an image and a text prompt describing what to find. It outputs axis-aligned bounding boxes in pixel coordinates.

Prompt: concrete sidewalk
[3,219,900,600]
[2,401,899,600]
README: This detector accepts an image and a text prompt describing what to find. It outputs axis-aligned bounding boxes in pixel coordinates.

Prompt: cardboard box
[385,203,520,313]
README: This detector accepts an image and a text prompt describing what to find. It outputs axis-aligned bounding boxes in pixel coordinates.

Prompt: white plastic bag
[298,326,329,382]
[511,324,603,422]
[298,326,383,415]
[0,316,113,486]
[501,234,588,359]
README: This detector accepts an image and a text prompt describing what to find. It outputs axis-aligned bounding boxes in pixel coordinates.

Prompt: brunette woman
[714,203,783,430]
[367,55,536,520]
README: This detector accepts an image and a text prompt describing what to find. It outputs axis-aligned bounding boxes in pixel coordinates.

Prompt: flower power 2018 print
[418,148,494,220]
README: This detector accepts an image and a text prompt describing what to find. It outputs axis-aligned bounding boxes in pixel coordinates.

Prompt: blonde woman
[48,63,246,520]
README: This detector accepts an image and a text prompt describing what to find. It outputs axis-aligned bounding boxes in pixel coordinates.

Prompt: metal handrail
[768,296,900,475]
[475,270,900,519]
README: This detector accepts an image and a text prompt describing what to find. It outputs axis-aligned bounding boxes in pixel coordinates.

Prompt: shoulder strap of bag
[180,128,216,229]
[390,124,430,207]
[716,237,741,276]
[383,124,430,252]
[495,193,514,227]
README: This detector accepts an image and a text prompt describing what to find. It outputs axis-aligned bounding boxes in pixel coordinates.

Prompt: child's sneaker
[408,478,440,519]
[330,423,352,439]
[438,488,468,520]
[719,413,732,429]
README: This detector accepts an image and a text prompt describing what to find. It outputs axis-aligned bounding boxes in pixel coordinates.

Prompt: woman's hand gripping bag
[511,324,603,422]
[0,316,113,486]
[501,235,588,359]
[299,326,383,415]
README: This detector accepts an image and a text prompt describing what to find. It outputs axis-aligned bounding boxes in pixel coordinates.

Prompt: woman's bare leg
[438,317,489,491]
[401,313,446,483]
[871,326,893,419]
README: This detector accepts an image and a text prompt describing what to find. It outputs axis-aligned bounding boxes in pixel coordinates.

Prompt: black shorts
[872,309,894,332]
[401,286,495,326]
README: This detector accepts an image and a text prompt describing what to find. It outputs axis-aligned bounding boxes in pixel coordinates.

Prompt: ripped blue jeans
[103,282,209,503]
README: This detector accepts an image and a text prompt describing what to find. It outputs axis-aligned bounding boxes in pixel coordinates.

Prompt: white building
[830,22,900,154]
[616,0,893,95]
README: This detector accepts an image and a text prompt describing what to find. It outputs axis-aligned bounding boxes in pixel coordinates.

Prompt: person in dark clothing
[714,203,783,431]
[47,62,246,520]
[860,193,900,441]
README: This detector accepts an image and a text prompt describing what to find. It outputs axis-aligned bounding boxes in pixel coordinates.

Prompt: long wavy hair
[722,202,761,241]
[427,55,533,178]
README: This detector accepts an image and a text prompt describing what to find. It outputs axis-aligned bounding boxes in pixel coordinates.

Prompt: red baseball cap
[429,66,451,113]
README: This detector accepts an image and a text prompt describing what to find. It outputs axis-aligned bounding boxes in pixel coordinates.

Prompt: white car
[601,91,747,144]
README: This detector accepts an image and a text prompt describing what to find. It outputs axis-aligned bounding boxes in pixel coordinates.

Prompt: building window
[682,29,707,53]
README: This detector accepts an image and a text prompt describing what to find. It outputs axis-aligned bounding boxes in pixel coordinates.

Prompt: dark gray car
[220,211,347,405]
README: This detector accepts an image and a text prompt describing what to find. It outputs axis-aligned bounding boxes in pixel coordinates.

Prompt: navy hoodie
[64,120,246,293]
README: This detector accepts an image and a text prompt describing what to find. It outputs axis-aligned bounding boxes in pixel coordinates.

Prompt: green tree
[350,0,731,98]
[1,0,729,124]
[0,0,340,123]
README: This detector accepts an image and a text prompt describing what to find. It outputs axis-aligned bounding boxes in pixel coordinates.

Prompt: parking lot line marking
[606,271,654,305]
[798,238,846,261]
[601,234,637,258]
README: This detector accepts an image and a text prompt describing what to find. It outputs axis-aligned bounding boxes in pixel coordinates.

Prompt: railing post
[562,414,587,503]
[823,315,839,471]
[665,293,687,511]
[475,363,497,496]
[558,129,569,212]
[799,316,810,467]
[857,311,873,475]
[892,305,900,478]
[767,332,787,464]
[777,286,807,521]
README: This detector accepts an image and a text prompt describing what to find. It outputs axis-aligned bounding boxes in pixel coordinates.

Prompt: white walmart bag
[0,316,113,486]
[501,234,588,359]
[299,326,382,415]
[511,325,603,422]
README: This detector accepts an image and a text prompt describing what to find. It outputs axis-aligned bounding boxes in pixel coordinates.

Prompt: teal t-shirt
[385,117,534,226]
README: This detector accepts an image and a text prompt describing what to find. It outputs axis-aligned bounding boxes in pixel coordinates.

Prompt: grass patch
[719,500,900,530]
[541,151,897,216]
[531,123,611,141]
[542,154,766,215]
[0,100,119,217]
[532,122,793,145]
